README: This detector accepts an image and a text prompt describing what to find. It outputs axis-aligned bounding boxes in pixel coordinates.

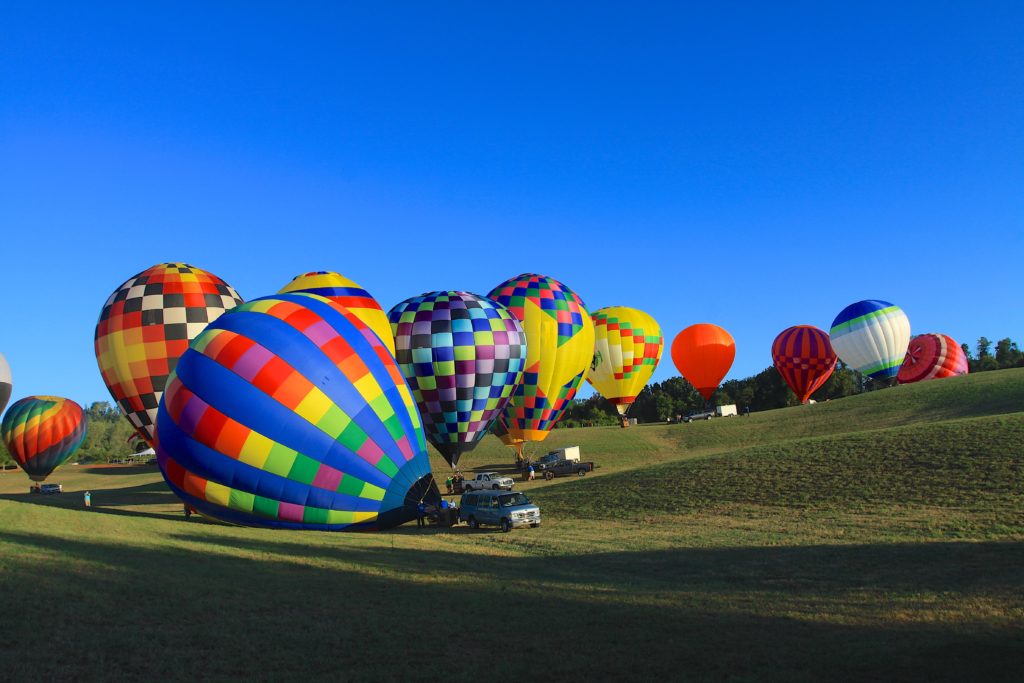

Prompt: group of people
[416,498,459,528]
[444,471,465,494]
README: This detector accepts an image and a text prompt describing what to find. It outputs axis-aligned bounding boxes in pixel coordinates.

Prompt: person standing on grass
[445,474,453,494]
[416,500,426,528]
[528,463,535,481]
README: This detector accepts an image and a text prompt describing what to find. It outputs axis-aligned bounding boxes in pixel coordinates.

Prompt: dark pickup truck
[532,454,594,480]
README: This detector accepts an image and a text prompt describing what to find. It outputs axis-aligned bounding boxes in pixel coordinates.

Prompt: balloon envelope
[670,324,736,401]
[772,325,837,403]
[829,300,910,380]
[278,271,395,356]
[388,291,527,467]
[95,263,244,446]
[488,274,595,445]
[898,333,968,384]
[1,396,87,482]
[155,293,438,530]
[587,307,664,415]
[0,352,10,416]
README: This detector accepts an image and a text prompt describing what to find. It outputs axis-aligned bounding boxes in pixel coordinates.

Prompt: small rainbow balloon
[1,396,88,482]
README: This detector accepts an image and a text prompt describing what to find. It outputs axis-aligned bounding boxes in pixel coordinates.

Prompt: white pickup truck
[461,471,515,492]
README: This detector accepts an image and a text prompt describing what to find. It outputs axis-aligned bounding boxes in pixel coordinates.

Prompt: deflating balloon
[587,307,664,416]
[771,325,837,404]
[488,274,595,448]
[388,291,527,468]
[1,396,87,482]
[670,324,736,402]
[897,333,968,384]
[95,263,244,446]
[155,293,439,530]
[829,300,910,380]
[278,271,396,356]
[0,352,11,416]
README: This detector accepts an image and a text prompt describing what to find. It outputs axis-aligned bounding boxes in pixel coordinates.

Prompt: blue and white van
[459,490,541,532]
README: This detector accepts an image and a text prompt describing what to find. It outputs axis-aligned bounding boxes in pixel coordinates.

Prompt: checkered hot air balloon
[587,307,664,417]
[388,291,527,468]
[278,271,395,356]
[487,274,595,456]
[829,300,910,380]
[897,333,968,384]
[95,263,244,446]
[155,293,439,530]
[1,396,87,482]
[771,325,838,404]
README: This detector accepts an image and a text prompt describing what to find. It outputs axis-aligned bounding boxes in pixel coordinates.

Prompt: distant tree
[995,338,1021,369]
[977,337,993,360]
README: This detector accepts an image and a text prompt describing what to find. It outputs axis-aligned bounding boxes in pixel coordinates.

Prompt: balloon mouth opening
[376,473,442,529]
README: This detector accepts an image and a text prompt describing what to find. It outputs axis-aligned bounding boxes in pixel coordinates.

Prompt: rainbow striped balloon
[155,293,438,530]
[1,396,88,482]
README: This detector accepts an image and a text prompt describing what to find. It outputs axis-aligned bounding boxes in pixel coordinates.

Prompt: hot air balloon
[487,274,595,458]
[0,352,11,416]
[771,325,837,403]
[95,263,244,446]
[1,396,87,482]
[155,293,439,530]
[829,300,910,380]
[897,333,968,384]
[587,307,664,419]
[670,324,736,402]
[388,291,527,468]
[278,271,395,356]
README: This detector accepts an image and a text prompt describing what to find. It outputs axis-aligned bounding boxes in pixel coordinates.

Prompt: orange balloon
[670,324,736,401]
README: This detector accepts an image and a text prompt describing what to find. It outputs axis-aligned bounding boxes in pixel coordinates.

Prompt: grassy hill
[1,369,1022,681]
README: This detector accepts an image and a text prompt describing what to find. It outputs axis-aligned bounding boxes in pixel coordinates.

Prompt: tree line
[560,336,1023,427]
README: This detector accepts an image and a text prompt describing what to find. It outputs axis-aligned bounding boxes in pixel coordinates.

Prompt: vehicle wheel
[705,415,712,420]
[492,484,499,490]
[544,471,554,480]
[468,517,478,529]
[464,484,472,492]
[577,469,586,477]
[531,523,540,528]
[500,518,512,533]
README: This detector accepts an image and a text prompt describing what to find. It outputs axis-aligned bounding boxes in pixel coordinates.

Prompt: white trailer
[716,404,738,417]
[550,446,581,462]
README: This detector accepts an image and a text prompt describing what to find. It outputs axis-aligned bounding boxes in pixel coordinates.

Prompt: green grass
[1,369,1023,681]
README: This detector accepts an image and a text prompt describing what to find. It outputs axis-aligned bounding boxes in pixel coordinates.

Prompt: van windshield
[498,493,530,507]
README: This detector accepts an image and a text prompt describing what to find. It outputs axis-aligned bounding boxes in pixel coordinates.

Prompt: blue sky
[2,2,1022,406]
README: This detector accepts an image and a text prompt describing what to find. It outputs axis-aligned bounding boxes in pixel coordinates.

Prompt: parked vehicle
[461,471,515,492]
[459,490,541,532]
[716,404,738,417]
[540,459,594,480]
[31,483,63,494]
[682,410,715,422]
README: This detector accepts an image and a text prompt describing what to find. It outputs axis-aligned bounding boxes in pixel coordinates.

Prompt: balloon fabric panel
[670,324,736,401]
[0,352,11,416]
[1,396,88,481]
[588,307,664,415]
[898,333,968,384]
[829,300,910,380]
[771,326,837,403]
[155,293,437,530]
[388,292,527,468]
[487,274,595,443]
[95,263,244,446]
[278,271,396,356]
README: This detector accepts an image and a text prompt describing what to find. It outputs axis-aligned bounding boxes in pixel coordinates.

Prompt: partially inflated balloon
[1,396,87,482]
[95,263,244,446]
[898,333,968,384]
[670,324,735,401]
[278,271,395,356]
[155,293,438,530]
[0,352,11,416]
[772,326,837,403]
[388,291,527,467]
[829,300,910,380]
[488,274,595,448]
[587,307,663,415]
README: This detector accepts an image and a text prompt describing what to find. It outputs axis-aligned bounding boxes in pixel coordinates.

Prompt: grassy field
[1,369,1022,681]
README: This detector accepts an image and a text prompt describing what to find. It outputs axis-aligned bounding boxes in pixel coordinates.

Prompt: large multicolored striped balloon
[1,396,88,482]
[488,274,595,452]
[897,333,968,384]
[155,293,438,530]
[0,352,11,416]
[772,325,837,403]
[388,291,527,468]
[587,307,663,416]
[278,271,395,356]
[829,300,910,380]
[670,324,736,401]
[95,263,244,446]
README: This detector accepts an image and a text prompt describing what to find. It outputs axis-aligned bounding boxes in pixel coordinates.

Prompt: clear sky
[2,2,1022,407]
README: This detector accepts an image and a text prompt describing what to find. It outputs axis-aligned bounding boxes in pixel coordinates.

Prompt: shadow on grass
[77,464,162,476]
[0,481,181,521]
[0,528,1021,682]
